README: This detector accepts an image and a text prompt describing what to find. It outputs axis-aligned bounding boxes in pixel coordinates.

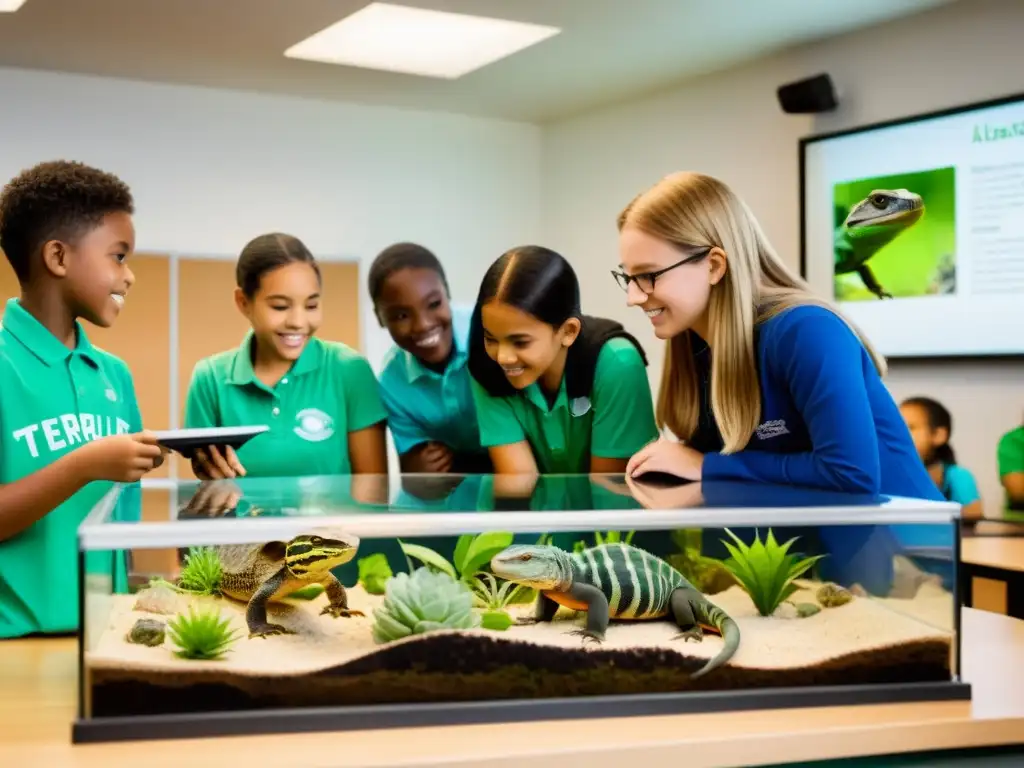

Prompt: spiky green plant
[166,604,240,660]
[468,572,532,631]
[719,528,826,617]
[372,567,480,644]
[573,529,635,553]
[177,546,222,596]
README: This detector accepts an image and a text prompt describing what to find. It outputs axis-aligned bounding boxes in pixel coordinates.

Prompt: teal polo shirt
[183,333,387,477]
[377,304,483,457]
[0,298,141,639]
[472,337,658,473]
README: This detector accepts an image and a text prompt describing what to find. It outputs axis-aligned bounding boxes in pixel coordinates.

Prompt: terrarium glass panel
[76,473,963,732]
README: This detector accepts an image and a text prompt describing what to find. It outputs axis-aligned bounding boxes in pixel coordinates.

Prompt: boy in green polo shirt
[0,160,164,639]
[468,245,658,475]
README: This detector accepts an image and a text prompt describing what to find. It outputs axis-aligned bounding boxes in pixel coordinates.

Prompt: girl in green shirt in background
[468,245,658,477]
[183,233,388,483]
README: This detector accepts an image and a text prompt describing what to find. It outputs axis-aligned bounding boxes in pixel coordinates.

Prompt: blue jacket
[698,304,948,596]
[701,304,943,502]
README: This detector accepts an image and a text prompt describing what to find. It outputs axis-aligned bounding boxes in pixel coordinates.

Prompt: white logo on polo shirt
[293,408,335,443]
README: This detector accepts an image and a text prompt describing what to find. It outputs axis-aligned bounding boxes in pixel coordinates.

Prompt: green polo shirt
[377,305,483,458]
[471,337,658,474]
[183,333,388,477]
[997,426,1024,518]
[0,298,142,639]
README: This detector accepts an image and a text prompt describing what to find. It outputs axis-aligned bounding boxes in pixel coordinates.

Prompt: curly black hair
[367,242,449,307]
[0,160,134,283]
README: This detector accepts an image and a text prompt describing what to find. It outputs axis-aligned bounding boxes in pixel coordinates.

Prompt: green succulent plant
[719,528,826,617]
[177,546,222,596]
[166,604,240,660]
[372,567,481,644]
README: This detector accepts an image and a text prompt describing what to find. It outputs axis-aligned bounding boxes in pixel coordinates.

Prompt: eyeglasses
[611,247,712,294]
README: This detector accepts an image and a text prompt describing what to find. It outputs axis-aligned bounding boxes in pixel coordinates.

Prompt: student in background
[183,233,388,482]
[0,160,165,639]
[370,242,490,474]
[614,172,940,596]
[468,245,658,476]
[997,417,1024,515]
[900,396,983,519]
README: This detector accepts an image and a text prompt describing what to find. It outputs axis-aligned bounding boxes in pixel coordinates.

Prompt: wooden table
[1,608,1022,767]
[965,520,1024,537]
[961,536,1024,619]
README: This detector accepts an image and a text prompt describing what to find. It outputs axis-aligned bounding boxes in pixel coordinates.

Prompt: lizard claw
[673,626,704,643]
[567,628,604,645]
[321,606,364,619]
[515,617,539,626]
[248,623,293,639]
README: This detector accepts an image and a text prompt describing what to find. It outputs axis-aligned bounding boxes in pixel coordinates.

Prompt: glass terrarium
[73,472,969,743]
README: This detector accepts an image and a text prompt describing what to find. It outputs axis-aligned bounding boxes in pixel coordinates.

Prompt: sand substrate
[85,579,956,717]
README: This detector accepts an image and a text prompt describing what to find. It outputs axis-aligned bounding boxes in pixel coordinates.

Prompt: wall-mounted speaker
[777,73,838,114]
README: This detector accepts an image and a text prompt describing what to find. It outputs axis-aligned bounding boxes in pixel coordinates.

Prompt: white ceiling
[0,0,957,123]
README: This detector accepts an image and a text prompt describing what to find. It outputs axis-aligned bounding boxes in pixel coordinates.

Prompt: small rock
[795,602,821,618]
[817,582,853,608]
[133,581,180,615]
[126,618,166,647]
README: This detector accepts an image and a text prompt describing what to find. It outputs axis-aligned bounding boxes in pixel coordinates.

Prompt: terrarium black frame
[72,483,972,745]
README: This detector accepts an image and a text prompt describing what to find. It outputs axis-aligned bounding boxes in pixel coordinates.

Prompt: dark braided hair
[236,233,321,298]
[367,242,449,310]
[0,160,134,284]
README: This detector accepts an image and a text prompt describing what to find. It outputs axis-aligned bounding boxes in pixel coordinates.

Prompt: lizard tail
[691,605,741,680]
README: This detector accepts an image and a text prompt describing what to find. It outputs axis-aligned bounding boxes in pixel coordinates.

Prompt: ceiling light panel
[284,2,561,79]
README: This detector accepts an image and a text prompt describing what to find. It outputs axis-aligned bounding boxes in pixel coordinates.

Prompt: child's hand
[191,445,247,480]
[406,441,453,474]
[79,432,166,483]
[181,479,242,517]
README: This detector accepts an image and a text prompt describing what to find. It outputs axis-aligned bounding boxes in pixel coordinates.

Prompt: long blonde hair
[617,172,886,454]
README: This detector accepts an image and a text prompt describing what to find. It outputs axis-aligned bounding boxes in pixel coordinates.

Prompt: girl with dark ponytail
[468,245,658,475]
[900,396,982,519]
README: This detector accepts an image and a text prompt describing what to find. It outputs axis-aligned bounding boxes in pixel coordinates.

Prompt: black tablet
[153,426,270,458]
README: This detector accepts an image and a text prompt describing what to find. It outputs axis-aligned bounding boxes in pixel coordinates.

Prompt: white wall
[542,0,1024,514]
[0,66,543,376]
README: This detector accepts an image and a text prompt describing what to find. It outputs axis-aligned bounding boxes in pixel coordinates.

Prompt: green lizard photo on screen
[832,166,956,302]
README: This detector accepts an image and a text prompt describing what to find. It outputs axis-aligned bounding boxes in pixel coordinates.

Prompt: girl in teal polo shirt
[184,233,388,481]
[468,245,658,475]
[370,242,490,474]
[900,396,983,520]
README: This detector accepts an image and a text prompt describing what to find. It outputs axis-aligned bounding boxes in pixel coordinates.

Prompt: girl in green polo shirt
[467,245,658,475]
[183,233,388,482]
